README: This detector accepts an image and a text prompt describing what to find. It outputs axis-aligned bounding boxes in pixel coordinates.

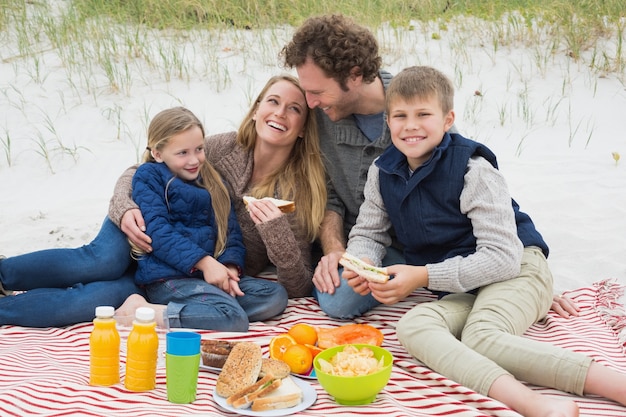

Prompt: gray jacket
[316,71,394,240]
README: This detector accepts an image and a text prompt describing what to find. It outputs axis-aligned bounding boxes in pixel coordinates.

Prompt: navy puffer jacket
[132,162,245,285]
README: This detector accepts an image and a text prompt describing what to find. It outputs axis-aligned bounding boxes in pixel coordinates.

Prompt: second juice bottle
[125,306,158,391]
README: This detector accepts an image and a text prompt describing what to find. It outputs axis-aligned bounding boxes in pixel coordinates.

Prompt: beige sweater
[108,132,313,298]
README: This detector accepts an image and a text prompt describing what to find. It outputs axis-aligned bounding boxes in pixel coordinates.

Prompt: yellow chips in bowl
[316,345,384,377]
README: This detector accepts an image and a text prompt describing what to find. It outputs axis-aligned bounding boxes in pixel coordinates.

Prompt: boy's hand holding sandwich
[340,252,390,283]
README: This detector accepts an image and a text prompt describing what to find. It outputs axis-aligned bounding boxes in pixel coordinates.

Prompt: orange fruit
[268,334,296,360]
[282,343,313,375]
[304,343,323,359]
[287,323,318,346]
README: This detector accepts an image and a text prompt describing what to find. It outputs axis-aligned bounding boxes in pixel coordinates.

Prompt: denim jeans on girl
[146,275,288,332]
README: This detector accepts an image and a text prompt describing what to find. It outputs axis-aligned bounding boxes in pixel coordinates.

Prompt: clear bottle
[124,307,159,391]
[89,306,120,386]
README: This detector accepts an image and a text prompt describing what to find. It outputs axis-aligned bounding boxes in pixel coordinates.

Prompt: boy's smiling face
[386,94,455,171]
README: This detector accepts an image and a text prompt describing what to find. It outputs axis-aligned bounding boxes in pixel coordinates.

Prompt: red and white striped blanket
[0,279,625,416]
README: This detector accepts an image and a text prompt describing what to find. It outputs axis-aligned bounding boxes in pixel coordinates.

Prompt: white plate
[213,376,317,416]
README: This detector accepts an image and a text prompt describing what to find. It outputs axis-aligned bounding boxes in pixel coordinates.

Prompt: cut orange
[287,323,318,346]
[282,343,313,375]
[304,343,323,359]
[268,334,296,360]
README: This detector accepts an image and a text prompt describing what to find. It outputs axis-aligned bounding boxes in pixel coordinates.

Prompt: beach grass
[0,0,624,168]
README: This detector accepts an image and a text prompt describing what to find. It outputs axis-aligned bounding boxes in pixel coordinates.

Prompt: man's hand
[121,209,152,253]
[551,294,580,318]
[312,250,344,294]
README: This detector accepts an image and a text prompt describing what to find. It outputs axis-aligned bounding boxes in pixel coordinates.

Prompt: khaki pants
[396,246,592,395]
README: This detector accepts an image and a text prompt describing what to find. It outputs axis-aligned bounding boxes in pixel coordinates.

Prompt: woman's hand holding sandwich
[245,198,285,224]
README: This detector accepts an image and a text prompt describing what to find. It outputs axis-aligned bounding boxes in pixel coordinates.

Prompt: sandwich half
[250,375,303,412]
[339,252,390,283]
[226,373,282,409]
[242,196,295,213]
[215,342,262,398]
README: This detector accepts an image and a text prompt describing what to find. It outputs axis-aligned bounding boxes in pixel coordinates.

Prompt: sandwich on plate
[339,252,390,283]
[242,196,295,213]
[250,375,303,411]
[226,373,282,409]
[215,341,303,411]
[215,342,263,398]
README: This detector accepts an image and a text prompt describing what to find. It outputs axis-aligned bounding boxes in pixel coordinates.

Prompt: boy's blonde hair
[138,107,231,257]
[386,66,454,114]
[236,74,327,242]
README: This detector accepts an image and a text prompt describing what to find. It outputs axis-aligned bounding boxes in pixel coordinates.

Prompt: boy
[343,66,626,417]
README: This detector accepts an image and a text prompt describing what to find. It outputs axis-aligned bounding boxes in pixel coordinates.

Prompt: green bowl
[313,344,393,405]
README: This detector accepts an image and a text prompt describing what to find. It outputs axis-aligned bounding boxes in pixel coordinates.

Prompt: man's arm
[311,210,346,294]
[319,209,346,255]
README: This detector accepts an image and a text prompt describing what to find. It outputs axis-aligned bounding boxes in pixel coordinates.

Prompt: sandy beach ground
[1,15,625,297]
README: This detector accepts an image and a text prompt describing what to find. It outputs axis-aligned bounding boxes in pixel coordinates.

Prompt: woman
[112,75,327,321]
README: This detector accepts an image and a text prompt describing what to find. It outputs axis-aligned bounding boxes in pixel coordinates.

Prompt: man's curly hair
[280,14,382,91]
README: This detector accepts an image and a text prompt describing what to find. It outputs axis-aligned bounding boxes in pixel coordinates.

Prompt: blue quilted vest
[376,132,548,268]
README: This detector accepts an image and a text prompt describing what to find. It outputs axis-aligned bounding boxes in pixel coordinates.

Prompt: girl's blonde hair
[135,106,231,257]
[237,75,326,241]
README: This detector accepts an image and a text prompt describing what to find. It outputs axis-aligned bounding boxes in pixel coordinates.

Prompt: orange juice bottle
[124,307,159,391]
[89,306,120,386]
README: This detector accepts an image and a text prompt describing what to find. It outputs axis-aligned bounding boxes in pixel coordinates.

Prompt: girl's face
[253,80,308,147]
[151,125,205,181]
[386,95,455,171]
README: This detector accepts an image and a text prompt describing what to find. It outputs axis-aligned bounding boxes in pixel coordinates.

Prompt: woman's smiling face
[253,80,308,148]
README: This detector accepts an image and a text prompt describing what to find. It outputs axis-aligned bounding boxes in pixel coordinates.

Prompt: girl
[127,107,287,331]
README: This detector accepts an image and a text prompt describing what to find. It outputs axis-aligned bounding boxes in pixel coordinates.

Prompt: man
[280,14,575,321]
[280,14,405,318]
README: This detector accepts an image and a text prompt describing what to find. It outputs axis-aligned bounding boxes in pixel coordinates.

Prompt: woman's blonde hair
[136,107,231,257]
[237,75,326,241]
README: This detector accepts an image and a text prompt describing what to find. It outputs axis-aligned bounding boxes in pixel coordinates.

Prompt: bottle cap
[95,306,115,318]
[135,307,156,322]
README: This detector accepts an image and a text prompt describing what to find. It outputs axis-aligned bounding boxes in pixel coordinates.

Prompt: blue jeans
[145,275,288,331]
[314,246,405,319]
[0,218,142,327]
